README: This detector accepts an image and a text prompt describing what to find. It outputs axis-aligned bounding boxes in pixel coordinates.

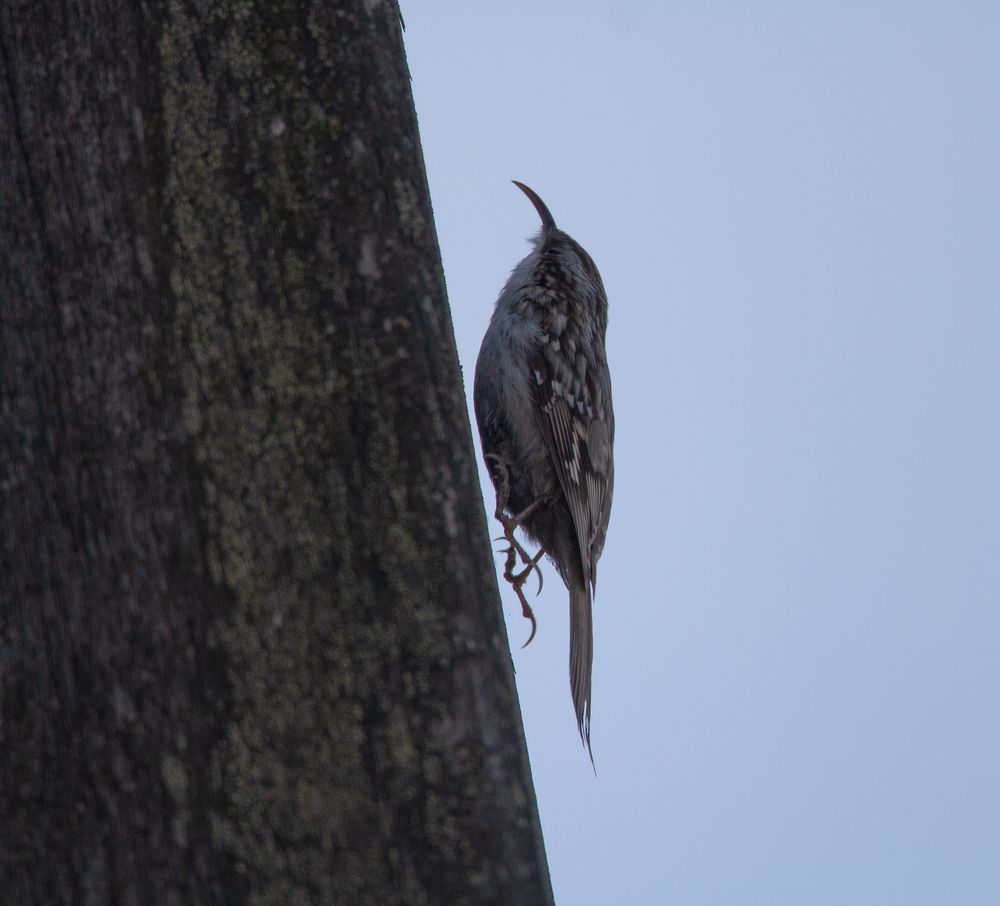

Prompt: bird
[474,181,614,757]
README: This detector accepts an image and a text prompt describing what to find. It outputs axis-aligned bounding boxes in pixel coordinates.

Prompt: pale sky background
[405,4,1000,903]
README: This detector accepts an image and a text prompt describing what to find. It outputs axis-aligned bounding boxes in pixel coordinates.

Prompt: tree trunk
[0,2,553,903]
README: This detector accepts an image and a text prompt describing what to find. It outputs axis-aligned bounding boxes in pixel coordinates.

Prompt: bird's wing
[529,341,613,584]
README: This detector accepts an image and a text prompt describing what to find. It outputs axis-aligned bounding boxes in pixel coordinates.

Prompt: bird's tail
[569,580,594,762]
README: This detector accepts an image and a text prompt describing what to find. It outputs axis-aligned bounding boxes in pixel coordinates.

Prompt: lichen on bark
[1,1,552,903]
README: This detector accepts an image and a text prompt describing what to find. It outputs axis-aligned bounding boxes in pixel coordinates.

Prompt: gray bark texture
[0,1,553,903]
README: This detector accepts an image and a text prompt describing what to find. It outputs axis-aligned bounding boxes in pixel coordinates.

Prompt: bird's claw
[518,596,538,648]
[486,461,546,645]
[513,569,540,647]
[503,548,545,646]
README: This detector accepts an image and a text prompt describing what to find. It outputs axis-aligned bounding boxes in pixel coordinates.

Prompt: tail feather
[569,580,594,761]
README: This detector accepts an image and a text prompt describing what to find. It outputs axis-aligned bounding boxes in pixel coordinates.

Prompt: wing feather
[530,343,613,586]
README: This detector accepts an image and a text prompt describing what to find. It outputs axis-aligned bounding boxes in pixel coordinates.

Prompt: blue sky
[405,4,1000,903]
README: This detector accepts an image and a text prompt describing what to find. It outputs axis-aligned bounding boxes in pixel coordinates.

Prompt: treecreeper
[474,181,615,761]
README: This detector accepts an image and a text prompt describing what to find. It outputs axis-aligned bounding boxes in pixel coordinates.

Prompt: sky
[404,4,1000,903]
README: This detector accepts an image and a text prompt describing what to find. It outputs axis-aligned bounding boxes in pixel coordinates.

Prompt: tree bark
[0,2,553,903]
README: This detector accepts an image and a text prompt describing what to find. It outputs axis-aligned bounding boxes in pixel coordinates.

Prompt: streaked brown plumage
[474,182,614,758]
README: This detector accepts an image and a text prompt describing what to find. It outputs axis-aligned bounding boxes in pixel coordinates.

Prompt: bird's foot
[506,548,546,648]
[484,455,546,644]
[495,519,545,646]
